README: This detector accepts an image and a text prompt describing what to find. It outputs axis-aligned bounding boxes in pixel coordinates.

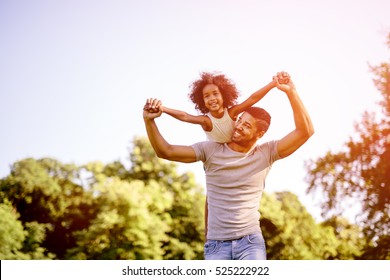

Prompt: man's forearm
[286,89,314,136]
[144,117,171,158]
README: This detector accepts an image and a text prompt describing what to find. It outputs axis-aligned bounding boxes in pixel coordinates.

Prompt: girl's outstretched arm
[162,106,212,131]
[228,80,276,120]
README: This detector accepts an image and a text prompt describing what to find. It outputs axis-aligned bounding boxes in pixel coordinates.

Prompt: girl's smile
[202,84,224,115]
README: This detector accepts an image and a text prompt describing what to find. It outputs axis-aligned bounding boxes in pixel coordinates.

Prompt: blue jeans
[204,232,267,260]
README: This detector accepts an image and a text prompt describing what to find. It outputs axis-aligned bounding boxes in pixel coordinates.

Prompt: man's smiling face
[231,112,263,146]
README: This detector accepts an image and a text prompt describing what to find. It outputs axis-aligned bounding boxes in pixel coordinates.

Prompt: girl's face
[202,84,224,113]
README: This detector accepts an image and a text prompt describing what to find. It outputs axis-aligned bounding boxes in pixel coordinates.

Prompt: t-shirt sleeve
[191,141,207,162]
[270,140,281,163]
[191,141,220,163]
[259,140,281,165]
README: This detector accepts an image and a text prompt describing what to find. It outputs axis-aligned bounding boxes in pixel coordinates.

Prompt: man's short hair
[245,107,271,133]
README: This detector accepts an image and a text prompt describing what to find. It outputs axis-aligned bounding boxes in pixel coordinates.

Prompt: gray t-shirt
[192,140,280,240]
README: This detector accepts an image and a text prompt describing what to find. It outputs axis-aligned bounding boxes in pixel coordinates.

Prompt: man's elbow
[155,148,174,160]
[307,126,315,138]
[303,118,315,138]
[155,151,165,159]
[300,125,314,141]
[155,150,170,160]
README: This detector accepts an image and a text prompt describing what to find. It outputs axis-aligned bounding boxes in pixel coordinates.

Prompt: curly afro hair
[188,72,240,114]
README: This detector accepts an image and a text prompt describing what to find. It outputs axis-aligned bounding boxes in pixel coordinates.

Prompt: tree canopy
[305,33,390,259]
[0,136,370,259]
[0,137,205,260]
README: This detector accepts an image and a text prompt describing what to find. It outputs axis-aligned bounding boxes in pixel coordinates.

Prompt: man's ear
[256,130,265,139]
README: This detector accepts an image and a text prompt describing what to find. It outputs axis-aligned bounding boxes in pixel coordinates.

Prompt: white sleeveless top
[205,108,235,143]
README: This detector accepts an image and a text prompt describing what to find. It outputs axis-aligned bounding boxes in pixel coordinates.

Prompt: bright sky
[1,0,389,220]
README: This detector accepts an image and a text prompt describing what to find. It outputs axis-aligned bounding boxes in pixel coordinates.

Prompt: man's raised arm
[274,73,314,158]
[143,98,198,163]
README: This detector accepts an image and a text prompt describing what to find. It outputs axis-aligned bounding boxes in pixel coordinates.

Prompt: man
[143,72,314,260]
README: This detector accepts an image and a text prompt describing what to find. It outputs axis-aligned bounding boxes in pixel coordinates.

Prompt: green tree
[261,192,337,259]
[67,137,205,259]
[260,191,364,259]
[320,216,365,259]
[0,138,205,260]
[0,201,27,259]
[66,166,172,259]
[0,201,53,259]
[115,137,206,259]
[0,158,98,259]
[305,34,390,259]
[2,136,369,260]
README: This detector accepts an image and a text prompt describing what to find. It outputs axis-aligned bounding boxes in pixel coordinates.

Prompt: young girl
[161,71,289,143]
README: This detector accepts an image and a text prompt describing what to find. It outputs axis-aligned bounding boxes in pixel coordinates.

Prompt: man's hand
[143,98,163,120]
[273,71,296,93]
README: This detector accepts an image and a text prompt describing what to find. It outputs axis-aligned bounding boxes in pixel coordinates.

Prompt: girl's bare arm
[162,106,212,131]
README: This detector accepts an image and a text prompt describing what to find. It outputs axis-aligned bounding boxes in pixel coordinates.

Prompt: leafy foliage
[0,135,378,259]
[0,201,54,259]
[260,192,364,259]
[128,137,206,259]
[305,33,390,259]
[0,137,205,259]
